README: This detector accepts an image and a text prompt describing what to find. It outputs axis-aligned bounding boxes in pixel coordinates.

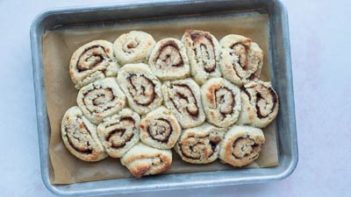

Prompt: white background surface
[0,0,350,196]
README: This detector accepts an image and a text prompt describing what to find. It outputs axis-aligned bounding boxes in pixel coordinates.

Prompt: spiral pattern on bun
[201,78,241,128]
[69,40,119,89]
[140,107,181,149]
[117,63,163,115]
[61,106,107,162]
[237,80,279,128]
[175,124,225,164]
[182,29,221,84]
[219,34,263,86]
[97,108,140,158]
[77,78,126,124]
[162,78,205,128]
[113,31,156,65]
[219,125,265,167]
[149,38,190,80]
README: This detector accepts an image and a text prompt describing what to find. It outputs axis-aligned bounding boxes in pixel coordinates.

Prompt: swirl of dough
[237,80,279,128]
[61,106,107,162]
[97,108,140,158]
[69,40,119,89]
[121,143,172,178]
[201,78,241,128]
[219,125,265,167]
[162,78,205,128]
[117,63,163,115]
[175,124,225,164]
[219,34,263,86]
[113,31,156,65]
[148,38,190,80]
[182,29,221,84]
[77,78,126,124]
[140,107,181,149]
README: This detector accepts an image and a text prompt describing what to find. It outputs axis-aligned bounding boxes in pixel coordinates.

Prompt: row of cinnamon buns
[61,29,279,178]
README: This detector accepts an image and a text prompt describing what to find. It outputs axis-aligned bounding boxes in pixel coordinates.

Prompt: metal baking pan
[30,0,298,196]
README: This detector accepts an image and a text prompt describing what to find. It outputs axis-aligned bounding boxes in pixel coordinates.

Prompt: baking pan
[30,0,298,196]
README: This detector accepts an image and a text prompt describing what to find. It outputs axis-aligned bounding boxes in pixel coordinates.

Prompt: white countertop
[0,0,350,196]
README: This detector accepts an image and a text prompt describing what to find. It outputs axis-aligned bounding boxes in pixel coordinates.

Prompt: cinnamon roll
[162,78,205,128]
[69,40,119,89]
[182,29,221,85]
[148,38,190,80]
[175,124,225,164]
[237,80,279,128]
[117,63,163,115]
[201,78,241,128]
[113,31,156,65]
[219,125,265,167]
[140,107,181,149]
[77,78,126,124]
[61,106,107,162]
[97,108,140,158]
[121,143,172,178]
[219,34,263,86]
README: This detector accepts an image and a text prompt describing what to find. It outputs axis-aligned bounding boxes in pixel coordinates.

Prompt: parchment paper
[43,12,279,184]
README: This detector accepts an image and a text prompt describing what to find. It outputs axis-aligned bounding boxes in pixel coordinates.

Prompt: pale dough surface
[113,31,156,65]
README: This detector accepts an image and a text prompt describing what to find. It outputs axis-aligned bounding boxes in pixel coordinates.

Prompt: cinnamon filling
[242,85,278,119]
[214,87,235,119]
[230,43,249,72]
[147,118,172,143]
[82,87,116,113]
[255,88,278,119]
[67,136,93,154]
[105,117,136,148]
[65,119,93,154]
[169,84,199,118]
[180,134,220,160]
[127,74,156,106]
[77,45,109,72]
[229,42,261,80]
[232,136,260,160]
[189,32,216,73]
[155,41,184,68]
[106,129,135,148]
[241,87,252,101]
[180,137,204,160]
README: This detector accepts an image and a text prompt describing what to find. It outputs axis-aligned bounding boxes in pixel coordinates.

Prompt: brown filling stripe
[77,45,108,72]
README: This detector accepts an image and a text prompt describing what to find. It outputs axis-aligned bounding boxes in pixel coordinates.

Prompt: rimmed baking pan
[30,0,298,196]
